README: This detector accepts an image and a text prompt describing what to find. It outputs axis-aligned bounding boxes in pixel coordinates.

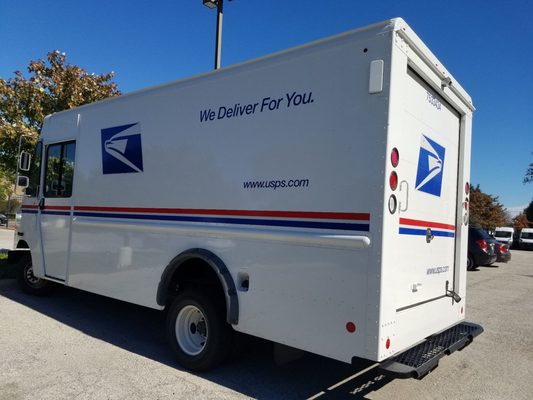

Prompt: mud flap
[379,322,483,379]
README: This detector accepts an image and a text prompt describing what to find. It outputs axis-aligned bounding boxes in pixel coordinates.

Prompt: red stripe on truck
[74,206,370,221]
[399,217,455,231]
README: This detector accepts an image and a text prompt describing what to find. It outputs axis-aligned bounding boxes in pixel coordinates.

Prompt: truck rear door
[393,67,461,311]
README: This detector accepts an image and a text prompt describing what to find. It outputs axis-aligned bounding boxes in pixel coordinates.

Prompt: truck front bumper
[379,322,483,379]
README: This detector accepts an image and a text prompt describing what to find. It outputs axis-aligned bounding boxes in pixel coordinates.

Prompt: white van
[494,227,514,247]
[519,228,533,250]
[10,18,481,378]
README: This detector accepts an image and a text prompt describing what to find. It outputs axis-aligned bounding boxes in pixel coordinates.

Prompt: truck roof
[44,17,473,125]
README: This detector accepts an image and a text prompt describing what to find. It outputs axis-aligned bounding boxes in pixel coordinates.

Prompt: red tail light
[391,148,399,167]
[389,171,398,191]
[498,245,507,253]
[476,239,488,252]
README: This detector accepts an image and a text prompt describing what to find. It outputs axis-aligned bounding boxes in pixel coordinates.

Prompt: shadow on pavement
[480,264,501,268]
[0,279,396,399]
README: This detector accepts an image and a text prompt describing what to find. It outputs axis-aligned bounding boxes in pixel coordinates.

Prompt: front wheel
[16,255,54,295]
[166,290,233,371]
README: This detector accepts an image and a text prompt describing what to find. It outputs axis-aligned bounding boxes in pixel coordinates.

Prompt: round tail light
[391,148,399,167]
[389,171,398,191]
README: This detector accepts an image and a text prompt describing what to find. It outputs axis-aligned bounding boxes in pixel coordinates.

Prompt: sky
[1,0,532,212]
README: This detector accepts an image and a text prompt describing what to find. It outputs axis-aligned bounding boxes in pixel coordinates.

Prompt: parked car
[0,213,7,226]
[468,226,497,270]
[486,238,511,264]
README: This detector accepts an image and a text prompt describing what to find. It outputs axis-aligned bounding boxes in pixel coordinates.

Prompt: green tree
[524,154,533,184]
[524,199,533,227]
[0,170,20,214]
[469,185,508,230]
[0,51,120,178]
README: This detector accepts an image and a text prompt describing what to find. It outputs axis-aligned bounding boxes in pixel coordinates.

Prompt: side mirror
[17,175,29,189]
[19,152,31,172]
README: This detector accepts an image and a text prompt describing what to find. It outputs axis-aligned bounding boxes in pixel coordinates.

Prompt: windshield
[521,232,533,239]
[494,231,512,238]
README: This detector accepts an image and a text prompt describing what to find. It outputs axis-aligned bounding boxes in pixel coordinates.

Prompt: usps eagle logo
[415,135,445,197]
[101,123,144,174]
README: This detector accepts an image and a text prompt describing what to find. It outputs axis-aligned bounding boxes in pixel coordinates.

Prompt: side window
[44,142,76,198]
[25,142,42,197]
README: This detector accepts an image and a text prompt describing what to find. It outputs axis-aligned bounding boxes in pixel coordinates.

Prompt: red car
[487,238,511,264]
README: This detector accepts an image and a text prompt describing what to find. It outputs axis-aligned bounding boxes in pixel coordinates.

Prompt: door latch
[425,228,434,243]
[445,280,462,303]
[399,180,409,212]
[38,198,45,210]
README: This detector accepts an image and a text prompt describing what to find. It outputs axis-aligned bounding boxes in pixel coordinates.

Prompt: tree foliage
[524,199,533,227]
[0,168,20,213]
[0,51,120,178]
[525,156,533,184]
[469,185,509,230]
[513,213,531,230]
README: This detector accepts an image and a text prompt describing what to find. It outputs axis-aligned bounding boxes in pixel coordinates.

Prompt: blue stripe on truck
[399,227,455,238]
[74,211,370,232]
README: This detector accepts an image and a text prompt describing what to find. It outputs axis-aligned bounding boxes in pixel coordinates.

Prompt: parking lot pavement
[0,229,14,251]
[1,250,532,400]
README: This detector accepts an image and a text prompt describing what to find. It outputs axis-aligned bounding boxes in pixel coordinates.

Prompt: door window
[25,142,42,197]
[44,142,76,198]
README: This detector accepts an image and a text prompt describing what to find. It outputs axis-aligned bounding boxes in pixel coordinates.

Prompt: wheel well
[16,240,29,249]
[157,249,239,325]
[171,258,224,298]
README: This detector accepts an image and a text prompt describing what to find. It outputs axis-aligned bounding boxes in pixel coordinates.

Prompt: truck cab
[493,227,514,247]
[519,228,533,250]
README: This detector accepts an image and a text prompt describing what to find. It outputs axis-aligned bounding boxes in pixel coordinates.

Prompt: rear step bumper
[379,322,483,379]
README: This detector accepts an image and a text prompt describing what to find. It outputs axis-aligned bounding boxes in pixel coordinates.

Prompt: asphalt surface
[1,243,532,400]
[0,228,14,251]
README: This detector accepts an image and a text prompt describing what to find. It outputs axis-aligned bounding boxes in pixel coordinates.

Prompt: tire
[166,289,233,371]
[16,254,54,295]
[466,254,476,271]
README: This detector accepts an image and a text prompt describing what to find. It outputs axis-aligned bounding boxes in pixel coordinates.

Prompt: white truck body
[494,226,514,246]
[16,18,477,369]
[519,228,533,250]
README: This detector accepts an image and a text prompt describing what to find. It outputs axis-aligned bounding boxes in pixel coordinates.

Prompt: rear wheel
[166,290,233,371]
[466,254,476,271]
[16,255,54,295]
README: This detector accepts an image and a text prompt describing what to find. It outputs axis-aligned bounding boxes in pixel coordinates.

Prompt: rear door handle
[38,198,45,210]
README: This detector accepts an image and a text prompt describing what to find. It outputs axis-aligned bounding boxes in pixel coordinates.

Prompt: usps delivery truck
[11,18,482,377]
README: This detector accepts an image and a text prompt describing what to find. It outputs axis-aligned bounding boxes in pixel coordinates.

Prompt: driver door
[38,141,76,282]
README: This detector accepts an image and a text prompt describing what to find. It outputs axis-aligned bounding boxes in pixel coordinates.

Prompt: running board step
[379,322,483,379]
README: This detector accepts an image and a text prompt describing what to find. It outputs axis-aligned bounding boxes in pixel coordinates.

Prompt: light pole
[203,0,225,70]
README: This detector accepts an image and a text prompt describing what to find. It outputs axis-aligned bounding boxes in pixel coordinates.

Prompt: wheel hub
[25,265,41,285]
[175,305,208,356]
